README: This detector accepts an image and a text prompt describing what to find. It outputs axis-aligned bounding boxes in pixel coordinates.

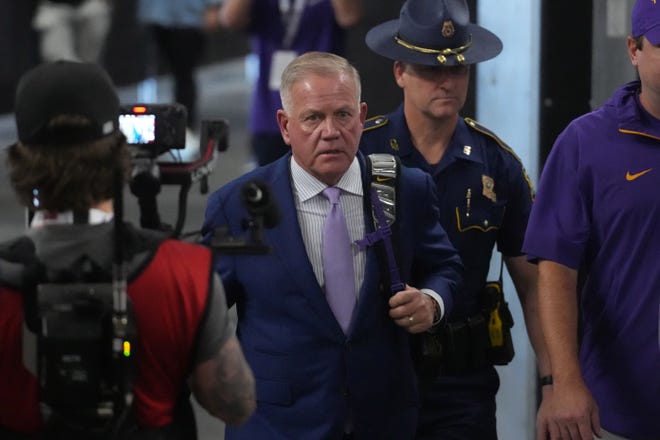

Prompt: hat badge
[441,20,455,38]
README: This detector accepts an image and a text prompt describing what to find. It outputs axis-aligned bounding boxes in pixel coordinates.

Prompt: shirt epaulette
[464,117,515,154]
[364,115,389,132]
[464,117,535,201]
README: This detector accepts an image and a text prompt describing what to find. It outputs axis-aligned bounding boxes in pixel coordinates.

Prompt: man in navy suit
[202,51,462,440]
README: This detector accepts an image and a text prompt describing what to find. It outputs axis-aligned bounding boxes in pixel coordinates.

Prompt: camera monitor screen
[119,114,156,145]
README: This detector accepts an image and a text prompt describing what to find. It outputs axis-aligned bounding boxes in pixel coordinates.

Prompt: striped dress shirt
[290,157,366,297]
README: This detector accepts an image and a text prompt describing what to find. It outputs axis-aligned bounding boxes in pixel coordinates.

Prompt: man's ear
[359,102,368,125]
[393,61,406,88]
[276,109,291,145]
[627,36,640,67]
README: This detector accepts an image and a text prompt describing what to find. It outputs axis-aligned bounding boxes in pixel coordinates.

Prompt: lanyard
[278,0,306,49]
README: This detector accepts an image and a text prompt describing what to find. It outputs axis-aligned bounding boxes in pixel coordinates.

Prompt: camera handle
[129,158,163,231]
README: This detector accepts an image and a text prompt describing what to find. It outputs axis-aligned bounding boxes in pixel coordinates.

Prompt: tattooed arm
[190,274,256,425]
[191,335,256,425]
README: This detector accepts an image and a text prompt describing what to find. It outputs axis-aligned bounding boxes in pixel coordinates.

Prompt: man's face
[394,62,470,121]
[277,73,367,186]
[628,35,660,111]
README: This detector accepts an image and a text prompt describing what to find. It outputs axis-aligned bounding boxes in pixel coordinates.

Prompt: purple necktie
[322,187,356,333]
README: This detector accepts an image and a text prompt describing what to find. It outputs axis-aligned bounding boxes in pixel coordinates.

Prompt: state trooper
[360,0,551,438]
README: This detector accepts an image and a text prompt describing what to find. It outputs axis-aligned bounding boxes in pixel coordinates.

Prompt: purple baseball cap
[632,0,660,45]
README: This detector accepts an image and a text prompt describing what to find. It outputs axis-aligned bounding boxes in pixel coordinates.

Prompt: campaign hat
[14,60,120,146]
[632,0,660,45]
[366,0,502,66]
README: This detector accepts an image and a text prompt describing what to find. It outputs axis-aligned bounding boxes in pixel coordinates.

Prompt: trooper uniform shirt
[361,105,534,320]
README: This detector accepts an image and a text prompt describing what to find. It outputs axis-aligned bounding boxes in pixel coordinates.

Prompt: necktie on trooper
[322,187,356,333]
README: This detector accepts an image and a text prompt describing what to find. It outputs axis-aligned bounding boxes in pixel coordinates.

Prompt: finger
[388,289,414,308]
[407,324,426,334]
[389,305,412,321]
[535,419,549,440]
[389,296,418,320]
[575,422,594,440]
[577,420,594,440]
[547,421,561,440]
[393,314,420,332]
[559,424,573,440]
[565,422,582,440]
[591,407,601,438]
[392,314,411,328]
[405,314,419,331]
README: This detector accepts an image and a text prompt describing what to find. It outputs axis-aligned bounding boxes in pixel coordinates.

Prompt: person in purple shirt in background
[211,0,362,166]
[522,1,660,439]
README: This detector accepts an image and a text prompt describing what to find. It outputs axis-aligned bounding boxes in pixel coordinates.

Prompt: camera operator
[0,60,255,438]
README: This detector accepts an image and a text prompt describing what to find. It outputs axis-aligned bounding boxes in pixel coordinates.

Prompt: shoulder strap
[356,154,404,295]
[0,236,44,287]
[368,153,397,226]
[0,236,46,332]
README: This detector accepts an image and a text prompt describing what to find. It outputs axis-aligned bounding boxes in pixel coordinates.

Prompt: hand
[543,379,601,440]
[536,384,554,440]
[388,284,436,333]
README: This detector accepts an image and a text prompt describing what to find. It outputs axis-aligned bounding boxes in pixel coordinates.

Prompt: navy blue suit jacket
[202,152,461,440]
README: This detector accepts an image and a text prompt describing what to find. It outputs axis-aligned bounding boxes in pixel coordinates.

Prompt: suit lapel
[263,158,344,336]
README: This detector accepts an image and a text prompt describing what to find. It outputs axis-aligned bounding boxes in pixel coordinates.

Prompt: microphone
[240,180,280,229]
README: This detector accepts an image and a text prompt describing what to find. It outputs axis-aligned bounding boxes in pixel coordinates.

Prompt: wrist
[432,300,442,325]
[539,375,553,387]
[419,288,443,325]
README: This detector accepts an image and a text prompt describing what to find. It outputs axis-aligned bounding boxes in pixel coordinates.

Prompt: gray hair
[279,52,362,113]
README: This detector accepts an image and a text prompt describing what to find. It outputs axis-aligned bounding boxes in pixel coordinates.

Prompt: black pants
[149,25,206,129]
[416,366,500,440]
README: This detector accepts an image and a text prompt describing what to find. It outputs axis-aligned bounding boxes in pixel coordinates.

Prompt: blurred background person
[137,0,222,147]
[32,0,112,63]
[212,0,363,166]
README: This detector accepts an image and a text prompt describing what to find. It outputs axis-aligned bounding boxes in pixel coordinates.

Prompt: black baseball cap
[14,60,120,146]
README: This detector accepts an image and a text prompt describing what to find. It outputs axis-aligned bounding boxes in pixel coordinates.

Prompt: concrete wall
[591,0,638,108]
[476,1,541,438]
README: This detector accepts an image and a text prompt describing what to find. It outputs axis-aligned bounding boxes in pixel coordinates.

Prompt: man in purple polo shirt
[522,1,660,439]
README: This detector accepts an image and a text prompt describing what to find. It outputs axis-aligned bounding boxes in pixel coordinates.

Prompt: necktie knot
[323,187,341,205]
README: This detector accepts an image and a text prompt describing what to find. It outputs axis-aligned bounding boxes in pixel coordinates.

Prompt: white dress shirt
[290,157,365,297]
[289,156,444,319]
